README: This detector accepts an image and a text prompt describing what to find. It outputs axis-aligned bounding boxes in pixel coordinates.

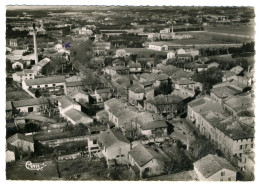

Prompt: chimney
[33,23,38,64]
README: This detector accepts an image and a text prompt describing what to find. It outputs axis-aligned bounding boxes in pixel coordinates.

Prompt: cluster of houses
[6,10,255,181]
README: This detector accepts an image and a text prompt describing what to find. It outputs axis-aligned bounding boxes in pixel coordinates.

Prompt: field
[205,22,255,37]
[6,160,60,180]
[57,157,109,180]
[124,48,167,57]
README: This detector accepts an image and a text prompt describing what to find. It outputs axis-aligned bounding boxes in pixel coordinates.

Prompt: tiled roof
[58,96,80,109]
[176,78,195,85]
[146,94,184,105]
[193,154,237,178]
[6,101,12,111]
[141,120,167,130]
[7,133,34,144]
[211,86,242,99]
[16,69,34,76]
[95,88,110,94]
[129,85,144,94]
[201,110,254,140]
[129,143,170,167]
[24,76,65,86]
[64,109,92,123]
[34,58,50,68]
[12,98,48,108]
[129,143,154,167]
[223,92,254,112]
[99,129,129,148]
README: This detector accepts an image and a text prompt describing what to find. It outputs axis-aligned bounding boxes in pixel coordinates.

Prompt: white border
[1,1,259,185]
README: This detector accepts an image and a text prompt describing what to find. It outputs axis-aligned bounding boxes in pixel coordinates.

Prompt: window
[240,145,243,150]
[29,86,32,89]
[245,144,247,149]
[53,84,56,87]
[221,172,225,176]
[251,138,254,142]
[45,85,48,87]
[37,85,40,88]
[251,144,254,148]
[228,177,231,181]
[93,140,97,145]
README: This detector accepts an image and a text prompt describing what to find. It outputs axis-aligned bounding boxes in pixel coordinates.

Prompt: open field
[6,160,60,180]
[205,22,255,37]
[58,157,109,180]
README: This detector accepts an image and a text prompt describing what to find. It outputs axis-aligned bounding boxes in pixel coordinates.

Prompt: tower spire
[33,23,38,64]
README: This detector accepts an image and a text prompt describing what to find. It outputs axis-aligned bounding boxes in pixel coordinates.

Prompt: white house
[31,58,51,75]
[22,76,67,96]
[99,129,130,164]
[167,51,176,59]
[12,69,35,82]
[58,96,81,116]
[193,154,237,181]
[148,42,169,51]
[129,143,171,178]
[54,43,63,51]
[12,61,24,70]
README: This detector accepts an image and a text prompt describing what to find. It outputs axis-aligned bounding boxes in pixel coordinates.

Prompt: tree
[35,89,41,98]
[15,65,22,72]
[6,59,12,72]
[70,40,94,71]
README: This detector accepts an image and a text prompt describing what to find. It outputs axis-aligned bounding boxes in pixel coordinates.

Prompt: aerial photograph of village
[5,6,255,181]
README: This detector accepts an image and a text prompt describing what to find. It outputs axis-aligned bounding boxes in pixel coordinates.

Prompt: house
[132,112,167,137]
[144,94,185,118]
[92,89,112,103]
[9,39,18,47]
[238,150,254,180]
[12,69,35,82]
[177,48,199,60]
[174,78,197,91]
[96,110,109,124]
[167,51,176,59]
[129,143,171,178]
[187,97,254,159]
[58,96,81,116]
[108,107,138,132]
[129,62,142,73]
[148,42,169,51]
[22,76,67,97]
[12,61,24,70]
[31,58,51,75]
[115,49,131,58]
[6,144,16,163]
[128,85,145,105]
[222,92,254,120]
[63,108,93,125]
[58,96,93,125]
[6,101,13,118]
[54,43,63,51]
[7,133,34,153]
[105,66,130,76]
[87,135,100,155]
[154,73,169,87]
[208,62,219,69]
[88,125,107,135]
[230,66,243,75]
[177,54,192,62]
[193,154,237,181]
[99,129,131,163]
[93,42,111,55]
[66,76,84,94]
[210,85,242,104]
[69,89,89,104]
[12,98,49,113]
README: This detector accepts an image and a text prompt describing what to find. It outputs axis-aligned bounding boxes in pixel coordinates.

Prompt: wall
[11,140,34,153]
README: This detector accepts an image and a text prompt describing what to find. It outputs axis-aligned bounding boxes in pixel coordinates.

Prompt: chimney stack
[33,23,38,64]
